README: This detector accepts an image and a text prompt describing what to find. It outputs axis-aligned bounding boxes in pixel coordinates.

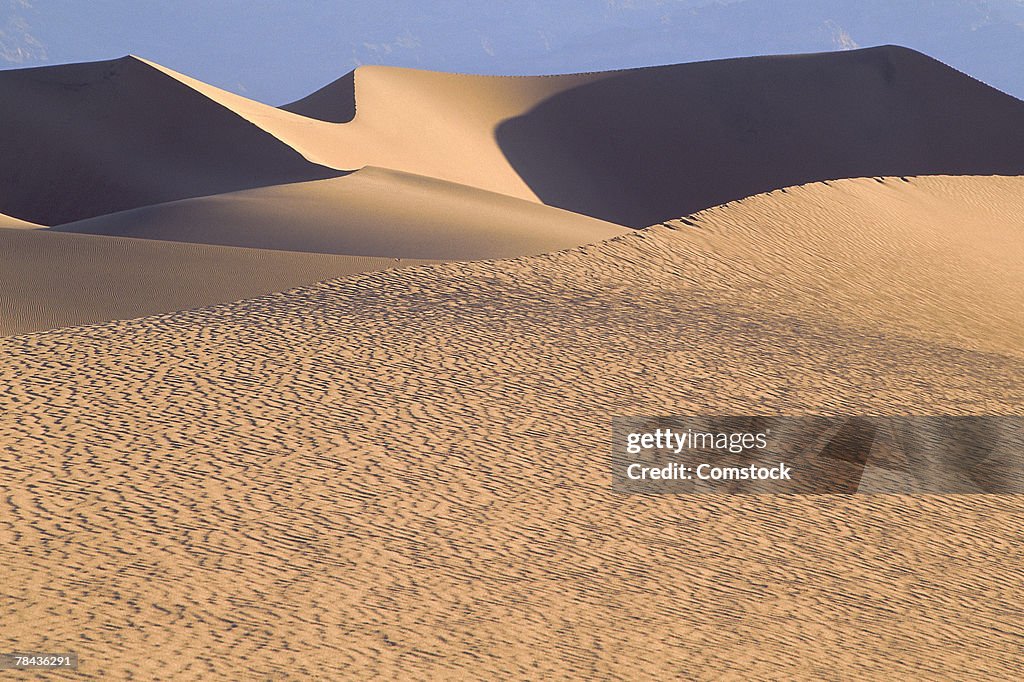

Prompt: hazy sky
[3,1,1024,104]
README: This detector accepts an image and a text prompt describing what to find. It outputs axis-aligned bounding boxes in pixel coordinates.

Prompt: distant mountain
[2,1,1024,104]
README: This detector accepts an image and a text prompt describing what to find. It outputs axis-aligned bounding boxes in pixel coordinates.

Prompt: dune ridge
[1,175,1022,678]
[2,44,1023,679]
[495,45,1024,225]
[50,167,627,258]
[659,175,1024,356]
[280,45,1024,225]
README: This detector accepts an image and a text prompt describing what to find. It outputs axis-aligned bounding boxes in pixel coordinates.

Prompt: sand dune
[0,227,433,336]
[280,71,356,122]
[278,65,603,201]
[1,45,1023,679]
[5,46,1022,231]
[74,57,596,203]
[0,56,337,225]
[496,45,1024,225]
[282,46,1024,226]
[2,175,1021,678]
[51,167,626,258]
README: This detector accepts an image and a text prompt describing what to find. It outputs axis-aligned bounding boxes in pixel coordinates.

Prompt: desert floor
[2,174,1022,679]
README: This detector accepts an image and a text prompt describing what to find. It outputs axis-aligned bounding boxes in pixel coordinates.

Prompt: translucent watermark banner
[611,417,1024,494]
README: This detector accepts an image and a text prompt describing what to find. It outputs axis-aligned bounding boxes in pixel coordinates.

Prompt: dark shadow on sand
[495,45,1024,227]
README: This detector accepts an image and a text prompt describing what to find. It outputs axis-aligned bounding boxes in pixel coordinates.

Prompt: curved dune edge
[0,227,435,337]
[51,167,627,259]
[0,212,39,229]
[148,45,1024,227]
[1,175,1021,679]
[494,46,1024,226]
[150,58,599,202]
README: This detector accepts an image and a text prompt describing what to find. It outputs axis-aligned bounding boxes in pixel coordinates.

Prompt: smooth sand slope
[2,176,1021,679]
[0,227,433,336]
[278,65,603,201]
[0,212,38,229]
[51,167,626,258]
[0,56,337,225]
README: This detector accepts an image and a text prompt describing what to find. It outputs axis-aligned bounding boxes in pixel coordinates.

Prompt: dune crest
[278,65,604,201]
[280,71,356,123]
[496,45,1024,225]
[0,212,39,229]
[50,167,626,259]
[660,175,1024,356]
[281,46,1024,226]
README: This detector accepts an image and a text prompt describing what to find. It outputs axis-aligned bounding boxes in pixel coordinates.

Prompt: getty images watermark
[611,416,1024,494]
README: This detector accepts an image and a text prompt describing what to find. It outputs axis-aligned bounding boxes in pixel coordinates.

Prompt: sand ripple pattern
[2,176,1023,679]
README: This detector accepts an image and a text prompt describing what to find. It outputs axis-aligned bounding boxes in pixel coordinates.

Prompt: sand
[2,175,1022,679]
[279,45,1024,225]
[50,167,626,259]
[0,227,435,336]
[665,175,1024,357]
[0,212,39,229]
[494,46,1024,226]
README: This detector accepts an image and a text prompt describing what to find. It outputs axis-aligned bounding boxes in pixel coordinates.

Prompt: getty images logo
[625,427,769,455]
[616,420,792,488]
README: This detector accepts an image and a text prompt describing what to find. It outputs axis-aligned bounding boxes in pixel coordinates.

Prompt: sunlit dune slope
[661,175,1024,356]
[0,212,39,229]
[51,167,626,259]
[0,227,433,336]
[277,65,603,201]
[1,175,1021,679]
[127,57,599,202]
[0,56,338,225]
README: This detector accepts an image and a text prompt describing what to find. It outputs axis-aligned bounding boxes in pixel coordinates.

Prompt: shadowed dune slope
[0,227,433,336]
[281,46,1024,225]
[280,71,356,122]
[0,56,338,225]
[496,45,1024,226]
[51,167,627,259]
[1,176,1021,679]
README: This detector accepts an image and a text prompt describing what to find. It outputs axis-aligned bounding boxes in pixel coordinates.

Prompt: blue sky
[3,1,1024,104]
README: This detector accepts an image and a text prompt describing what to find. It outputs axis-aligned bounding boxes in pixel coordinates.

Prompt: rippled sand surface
[2,177,1022,679]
